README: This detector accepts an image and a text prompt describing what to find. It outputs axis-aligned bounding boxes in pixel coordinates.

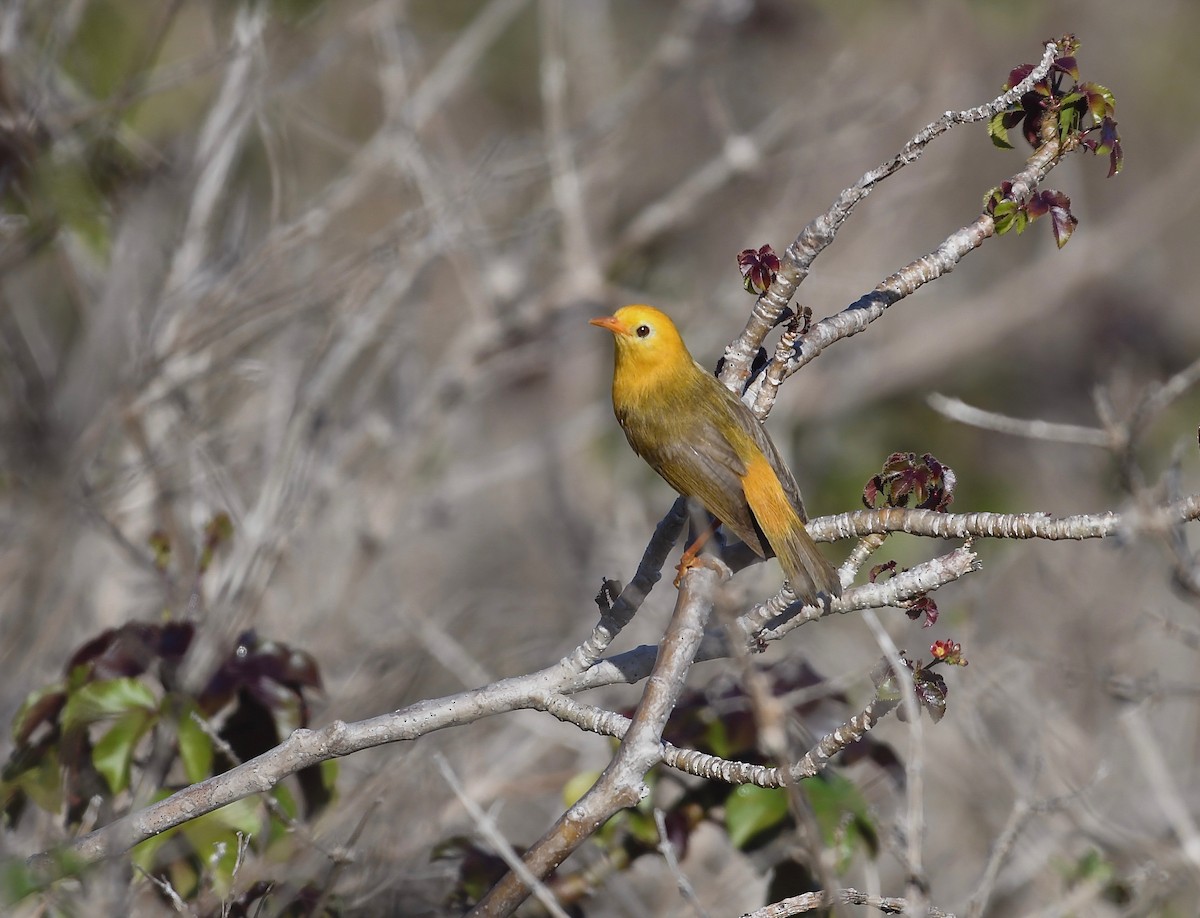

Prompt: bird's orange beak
[589,315,628,336]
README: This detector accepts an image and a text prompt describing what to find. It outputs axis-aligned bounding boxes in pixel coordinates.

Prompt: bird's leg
[675,510,718,587]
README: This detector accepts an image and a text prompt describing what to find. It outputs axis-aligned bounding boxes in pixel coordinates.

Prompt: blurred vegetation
[1,0,1198,914]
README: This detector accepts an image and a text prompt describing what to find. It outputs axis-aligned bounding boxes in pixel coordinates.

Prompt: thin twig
[860,608,927,901]
[721,41,1061,394]
[965,793,1035,918]
[654,808,710,918]
[468,561,724,916]
[435,753,573,918]
[1119,705,1200,880]
[927,393,1113,447]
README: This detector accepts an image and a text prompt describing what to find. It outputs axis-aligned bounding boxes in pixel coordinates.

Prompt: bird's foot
[674,553,731,588]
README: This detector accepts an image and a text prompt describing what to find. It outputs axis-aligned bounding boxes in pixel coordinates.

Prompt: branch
[468,560,725,916]
[810,495,1200,542]
[541,683,899,790]
[29,488,1200,886]
[435,754,573,918]
[741,887,957,917]
[749,137,1063,415]
[720,40,1060,392]
[927,393,1114,447]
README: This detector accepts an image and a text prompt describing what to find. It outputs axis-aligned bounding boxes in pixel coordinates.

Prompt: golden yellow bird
[591,304,840,605]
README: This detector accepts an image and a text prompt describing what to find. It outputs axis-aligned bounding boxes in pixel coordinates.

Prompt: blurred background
[2,0,1199,914]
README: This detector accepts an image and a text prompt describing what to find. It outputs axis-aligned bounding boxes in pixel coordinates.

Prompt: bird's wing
[645,414,770,558]
[728,391,809,523]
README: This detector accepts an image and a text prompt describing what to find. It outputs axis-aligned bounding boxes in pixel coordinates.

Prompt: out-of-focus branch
[435,754,574,918]
[405,0,533,129]
[927,393,1114,447]
[539,0,603,298]
[159,7,266,333]
[612,105,802,259]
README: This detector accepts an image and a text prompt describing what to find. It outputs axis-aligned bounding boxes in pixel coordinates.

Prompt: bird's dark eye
[636,324,651,338]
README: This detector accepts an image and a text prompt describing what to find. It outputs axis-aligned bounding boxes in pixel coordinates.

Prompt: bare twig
[654,808,710,918]
[740,886,956,917]
[927,393,1113,447]
[749,138,1064,416]
[1119,705,1200,880]
[721,41,1061,393]
[811,496,1200,543]
[965,793,1036,918]
[133,864,187,913]
[468,561,724,915]
[861,607,927,901]
[435,753,573,918]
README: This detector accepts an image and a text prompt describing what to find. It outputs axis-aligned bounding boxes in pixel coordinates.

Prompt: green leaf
[176,709,214,785]
[725,784,789,849]
[178,798,262,896]
[319,757,338,796]
[1058,107,1081,146]
[267,784,299,850]
[1071,848,1115,885]
[804,773,879,871]
[3,748,63,814]
[11,681,67,744]
[0,847,89,906]
[987,111,1014,149]
[0,858,41,907]
[93,709,154,795]
[704,717,733,759]
[1081,82,1116,121]
[562,770,601,808]
[991,200,1018,235]
[272,783,299,821]
[624,807,661,848]
[63,678,157,729]
[31,155,111,259]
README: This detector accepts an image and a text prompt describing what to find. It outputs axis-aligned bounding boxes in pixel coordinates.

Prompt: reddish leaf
[1053,55,1079,80]
[868,560,897,583]
[1004,64,1034,90]
[906,596,939,627]
[737,244,780,295]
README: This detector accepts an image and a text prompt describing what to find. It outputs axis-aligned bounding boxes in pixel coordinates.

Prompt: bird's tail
[742,455,841,606]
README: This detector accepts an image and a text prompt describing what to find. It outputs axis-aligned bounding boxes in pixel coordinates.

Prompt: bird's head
[589,304,691,370]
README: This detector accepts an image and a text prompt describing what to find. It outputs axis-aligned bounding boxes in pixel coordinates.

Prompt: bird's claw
[673,554,731,588]
[673,553,701,588]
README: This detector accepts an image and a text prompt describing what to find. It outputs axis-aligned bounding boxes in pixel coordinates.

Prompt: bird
[590,304,840,606]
